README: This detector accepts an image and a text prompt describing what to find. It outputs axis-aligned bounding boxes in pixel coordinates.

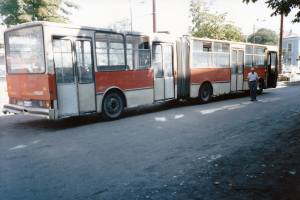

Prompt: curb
[278,81,300,86]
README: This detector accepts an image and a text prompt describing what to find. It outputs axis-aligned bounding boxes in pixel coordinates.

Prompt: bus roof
[4,21,145,36]
[189,36,277,49]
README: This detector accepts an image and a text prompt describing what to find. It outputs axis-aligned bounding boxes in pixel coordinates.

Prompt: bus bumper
[2,104,56,120]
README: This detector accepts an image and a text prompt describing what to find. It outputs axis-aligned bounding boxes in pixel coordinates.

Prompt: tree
[243,0,300,22]
[0,0,78,26]
[190,0,245,42]
[243,0,300,73]
[248,28,278,45]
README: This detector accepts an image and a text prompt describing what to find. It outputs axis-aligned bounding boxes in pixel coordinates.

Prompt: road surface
[0,85,300,200]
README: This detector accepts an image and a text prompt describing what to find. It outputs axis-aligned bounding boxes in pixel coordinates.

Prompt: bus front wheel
[102,92,124,120]
[199,83,212,103]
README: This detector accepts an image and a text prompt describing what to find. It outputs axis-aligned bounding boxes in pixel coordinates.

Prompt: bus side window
[213,42,230,68]
[270,52,277,69]
[95,33,126,71]
[126,35,151,70]
[254,46,266,67]
[245,45,254,67]
[192,40,212,68]
[152,44,163,78]
[53,39,74,84]
[163,45,173,77]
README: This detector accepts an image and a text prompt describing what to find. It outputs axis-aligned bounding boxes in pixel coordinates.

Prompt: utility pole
[129,0,133,32]
[278,13,284,74]
[152,0,157,33]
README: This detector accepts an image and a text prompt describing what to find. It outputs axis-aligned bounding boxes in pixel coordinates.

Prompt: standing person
[247,67,259,101]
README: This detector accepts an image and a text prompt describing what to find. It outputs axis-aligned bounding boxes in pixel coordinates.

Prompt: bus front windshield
[5,26,45,74]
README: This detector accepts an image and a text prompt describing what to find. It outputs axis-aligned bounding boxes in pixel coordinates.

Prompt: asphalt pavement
[0,85,300,200]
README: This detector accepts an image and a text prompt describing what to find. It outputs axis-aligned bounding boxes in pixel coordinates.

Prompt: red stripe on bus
[190,68,231,84]
[6,74,57,100]
[244,67,266,80]
[95,69,154,93]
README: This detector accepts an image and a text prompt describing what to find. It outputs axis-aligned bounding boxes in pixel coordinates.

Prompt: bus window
[163,45,173,77]
[126,35,150,70]
[245,45,254,67]
[5,26,45,73]
[95,33,125,71]
[254,46,266,67]
[213,42,230,68]
[152,44,163,78]
[53,39,74,84]
[192,40,212,68]
[76,40,93,83]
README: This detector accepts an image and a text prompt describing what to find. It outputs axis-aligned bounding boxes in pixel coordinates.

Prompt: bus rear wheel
[102,92,124,120]
[199,83,212,103]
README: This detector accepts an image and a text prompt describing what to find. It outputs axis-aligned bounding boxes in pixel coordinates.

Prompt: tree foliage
[247,28,278,45]
[0,0,78,25]
[243,0,300,22]
[190,0,246,42]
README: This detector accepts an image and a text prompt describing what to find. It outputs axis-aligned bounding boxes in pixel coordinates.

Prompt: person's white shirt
[247,72,259,82]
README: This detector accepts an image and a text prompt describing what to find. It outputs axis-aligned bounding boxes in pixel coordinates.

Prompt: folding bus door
[153,43,165,101]
[231,50,238,91]
[75,39,96,113]
[53,37,96,117]
[231,49,244,91]
[267,51,278,88]
[163,45,175,100]
[153,43,175,101]
[53,38,79,117]
[236,50,244,91]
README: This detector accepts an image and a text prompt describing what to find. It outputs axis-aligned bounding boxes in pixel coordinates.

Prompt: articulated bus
[2,22,278,120]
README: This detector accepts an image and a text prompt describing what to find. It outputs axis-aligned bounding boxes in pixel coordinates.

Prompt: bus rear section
[3,25,56,119]
[182,38,279,102]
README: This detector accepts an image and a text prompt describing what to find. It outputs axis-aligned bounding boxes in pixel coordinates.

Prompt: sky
[71,0,300,36]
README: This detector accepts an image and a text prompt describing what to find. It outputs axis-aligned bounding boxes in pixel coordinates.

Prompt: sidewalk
[278,81,300,87]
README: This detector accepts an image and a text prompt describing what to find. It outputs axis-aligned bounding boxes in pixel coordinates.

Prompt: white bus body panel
[154,78,165,101]
[78,83,96,113]
[57,84,79,116]
[164,76,175,99]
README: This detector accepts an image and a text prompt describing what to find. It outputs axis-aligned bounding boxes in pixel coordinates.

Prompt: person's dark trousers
[249,81,257,101]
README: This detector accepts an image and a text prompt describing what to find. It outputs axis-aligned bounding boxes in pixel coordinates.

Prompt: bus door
[267,51,278,88]
[53,37,96,117]
[231,49,244,91]
[153,43,175,101]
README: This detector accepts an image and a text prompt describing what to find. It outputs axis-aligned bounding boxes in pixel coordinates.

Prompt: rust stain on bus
[6,74,57,100]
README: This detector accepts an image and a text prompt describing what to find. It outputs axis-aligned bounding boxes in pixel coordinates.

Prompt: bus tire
[257,80,264,95]
[102,92,125,120]
[199,83,212,103]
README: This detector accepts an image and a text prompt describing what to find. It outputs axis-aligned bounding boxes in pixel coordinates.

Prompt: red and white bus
[2,22,278,120]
